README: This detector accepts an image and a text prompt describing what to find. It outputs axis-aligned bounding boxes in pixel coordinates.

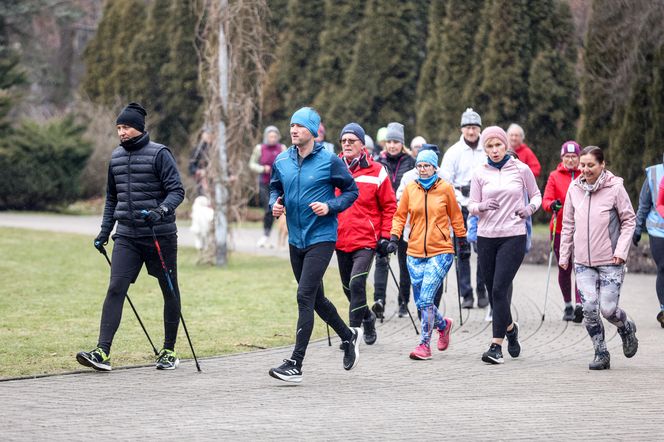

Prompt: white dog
[190,195,214,253]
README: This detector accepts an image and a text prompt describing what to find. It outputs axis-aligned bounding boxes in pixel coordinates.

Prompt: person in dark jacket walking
[268,107,361,384]
[374,122,416,319]
[76,103,186,372]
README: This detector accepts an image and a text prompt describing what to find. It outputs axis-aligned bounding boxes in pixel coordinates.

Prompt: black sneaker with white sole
[371,299,385,320]
[342,327,362,370]
[363,312,377,345]
[506,322,521,358]
[481,343,504,364]
[76,347,111,371]
[269,359,303,383]
[155,349,179,370]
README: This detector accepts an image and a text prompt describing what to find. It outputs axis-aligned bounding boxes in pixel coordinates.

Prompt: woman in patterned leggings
[389,149,469,360]
[560,146,638,370]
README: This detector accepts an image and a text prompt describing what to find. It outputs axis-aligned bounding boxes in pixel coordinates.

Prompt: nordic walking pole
[542,211,558,322]
[453,237,464,326]
[326,324,332,346]
[142,213,202,372]
[387,261,419,335]
[95,243,159,356]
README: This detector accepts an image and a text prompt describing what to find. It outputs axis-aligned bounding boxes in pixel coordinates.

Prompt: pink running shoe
[437,317,453,351]
[409,344,432,360]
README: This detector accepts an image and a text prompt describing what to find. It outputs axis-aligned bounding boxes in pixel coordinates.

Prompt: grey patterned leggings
[575,264,628,353]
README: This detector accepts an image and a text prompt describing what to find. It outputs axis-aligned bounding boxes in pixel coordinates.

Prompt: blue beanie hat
[416,149,438,168]
[420,143,440,157]
[340,122,365,143]
[290,107,320,137]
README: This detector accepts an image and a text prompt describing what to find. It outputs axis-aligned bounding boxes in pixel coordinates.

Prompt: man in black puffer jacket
[76,102,185,372]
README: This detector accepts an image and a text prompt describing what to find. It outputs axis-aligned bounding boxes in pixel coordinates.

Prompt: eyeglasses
[340,138,360,145]
[416,164,434,169]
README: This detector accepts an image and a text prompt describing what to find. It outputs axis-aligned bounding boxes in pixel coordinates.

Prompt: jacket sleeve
[559,187,576,266]
[446,185,467,238]
[439,148,456,184]
[634,177,651,236]
[526,149,541,178]
[657,177,664,218]
[377,169,397,239]
[100,164,117,236]
[468,172,482,215]
[542,172,557,213]
[268,159,284,210]
[614,184,636,261]
[390,185,409,239]
[155,149,185,212]
[326,155,359,214]
[249,144,265,174]
[522,165,542,211]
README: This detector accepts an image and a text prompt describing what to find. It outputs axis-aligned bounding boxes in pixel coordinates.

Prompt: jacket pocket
[435,224,449,242]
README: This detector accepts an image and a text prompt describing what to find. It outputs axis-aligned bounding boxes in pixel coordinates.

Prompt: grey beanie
[385,122,405,144]
[364,134,375,150]
[263,125,281,144]
[460,108,482,128]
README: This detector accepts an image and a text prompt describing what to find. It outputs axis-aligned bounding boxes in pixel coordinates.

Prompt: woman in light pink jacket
[468,126,541,365]
[559,146,638,370]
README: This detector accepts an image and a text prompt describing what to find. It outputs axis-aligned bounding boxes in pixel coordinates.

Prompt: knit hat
[340,122,365,144]
[263,125,281,144]
[376,127,388,143]
[385,122,405,144]
[460,108,482,128]
[416,149,438,168]
[290,107,320,137]
[560,140,581,157]
[116,102,147,132]
[480,126,509,149]
[420,143,440,157]
[364,134,375,150]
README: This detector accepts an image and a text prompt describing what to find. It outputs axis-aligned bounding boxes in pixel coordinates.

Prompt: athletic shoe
[256,235,268,248]
[477,293,489,308]
[76,347,111,371]
[371,299,385,320]
[617,319,638,358]
[481,343,504,364]
[437,317,453,351]
[363,312,377,345]
[155,348,179,370]
[573,304,584,323]
[269,359,303,383]
[409,343,432,360]
[505,322,521,358]
[461,296,474,309]
[342,327,362,370]
[485,308,493,322]
[589,351,610,370]
[562,305,574,321]
[398,303,409,318]
[657,311,664,328]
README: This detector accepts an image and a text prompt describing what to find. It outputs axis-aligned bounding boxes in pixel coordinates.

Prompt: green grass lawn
[0,227,349,378]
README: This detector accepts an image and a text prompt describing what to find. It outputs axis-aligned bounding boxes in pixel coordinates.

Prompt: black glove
[550,199,563,212]
[632,232,641,247]
[456,236,471,260]
[94,232,109,252]
[141,207,166,226]
[460,184,471,198]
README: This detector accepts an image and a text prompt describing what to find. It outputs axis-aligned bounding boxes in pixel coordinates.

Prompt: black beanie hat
[116,102,147,133]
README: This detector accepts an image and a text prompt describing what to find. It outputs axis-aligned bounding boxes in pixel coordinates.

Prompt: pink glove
[478,198,500,212]
[515,204,536,219]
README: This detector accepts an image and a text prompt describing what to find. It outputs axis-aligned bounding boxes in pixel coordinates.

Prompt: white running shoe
[257,235,268,248]
[485,308,493,322]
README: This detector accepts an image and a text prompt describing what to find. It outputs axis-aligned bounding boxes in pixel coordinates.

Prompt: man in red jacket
[507,123,541,178]
[336,123,397,345]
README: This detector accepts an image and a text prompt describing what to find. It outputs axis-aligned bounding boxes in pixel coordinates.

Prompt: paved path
[1,213,663,440]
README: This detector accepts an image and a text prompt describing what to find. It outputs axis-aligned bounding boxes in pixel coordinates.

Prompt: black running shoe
[363,312,377,345]
[342,327,362,370]
[461,296,474,309]
[76,347,111,372]
[269,359,302,383]
[617,319,638,358]
[398,303,408,318]
[477,293,489,308]
[573,304,584,323]
[506,322,521,358]
[371,299,385,320]
[657,311,664,328]
[155,348,179,370]
[562,305,574,321]
[481,343,504,364]
[589,351,610,370]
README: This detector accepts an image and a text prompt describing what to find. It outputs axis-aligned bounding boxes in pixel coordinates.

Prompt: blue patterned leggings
[407,253,454,346]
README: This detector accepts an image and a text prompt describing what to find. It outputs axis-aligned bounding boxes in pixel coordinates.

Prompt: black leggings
[98,234,181,355]
[289,242,352,365]
[259,182,274,236]
[374,238,411,304]
[337,248,374,327]
[650,235,664,307]
[477,235,526,339]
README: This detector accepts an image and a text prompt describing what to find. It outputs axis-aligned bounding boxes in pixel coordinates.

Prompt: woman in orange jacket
[390,149,469,360]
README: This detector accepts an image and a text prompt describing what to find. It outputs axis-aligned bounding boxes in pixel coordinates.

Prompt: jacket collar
[120,131,150,151]
[289,141,325,160]
[556,161,580,176]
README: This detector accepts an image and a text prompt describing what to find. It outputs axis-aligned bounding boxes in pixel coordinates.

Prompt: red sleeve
[542,172,557,213]
[378,174,397,239]
[657,178,664,218]
[526,148,541,178]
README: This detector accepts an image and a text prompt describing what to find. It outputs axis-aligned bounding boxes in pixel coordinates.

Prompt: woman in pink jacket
[469,126,541,365]
[559,146,638,370]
